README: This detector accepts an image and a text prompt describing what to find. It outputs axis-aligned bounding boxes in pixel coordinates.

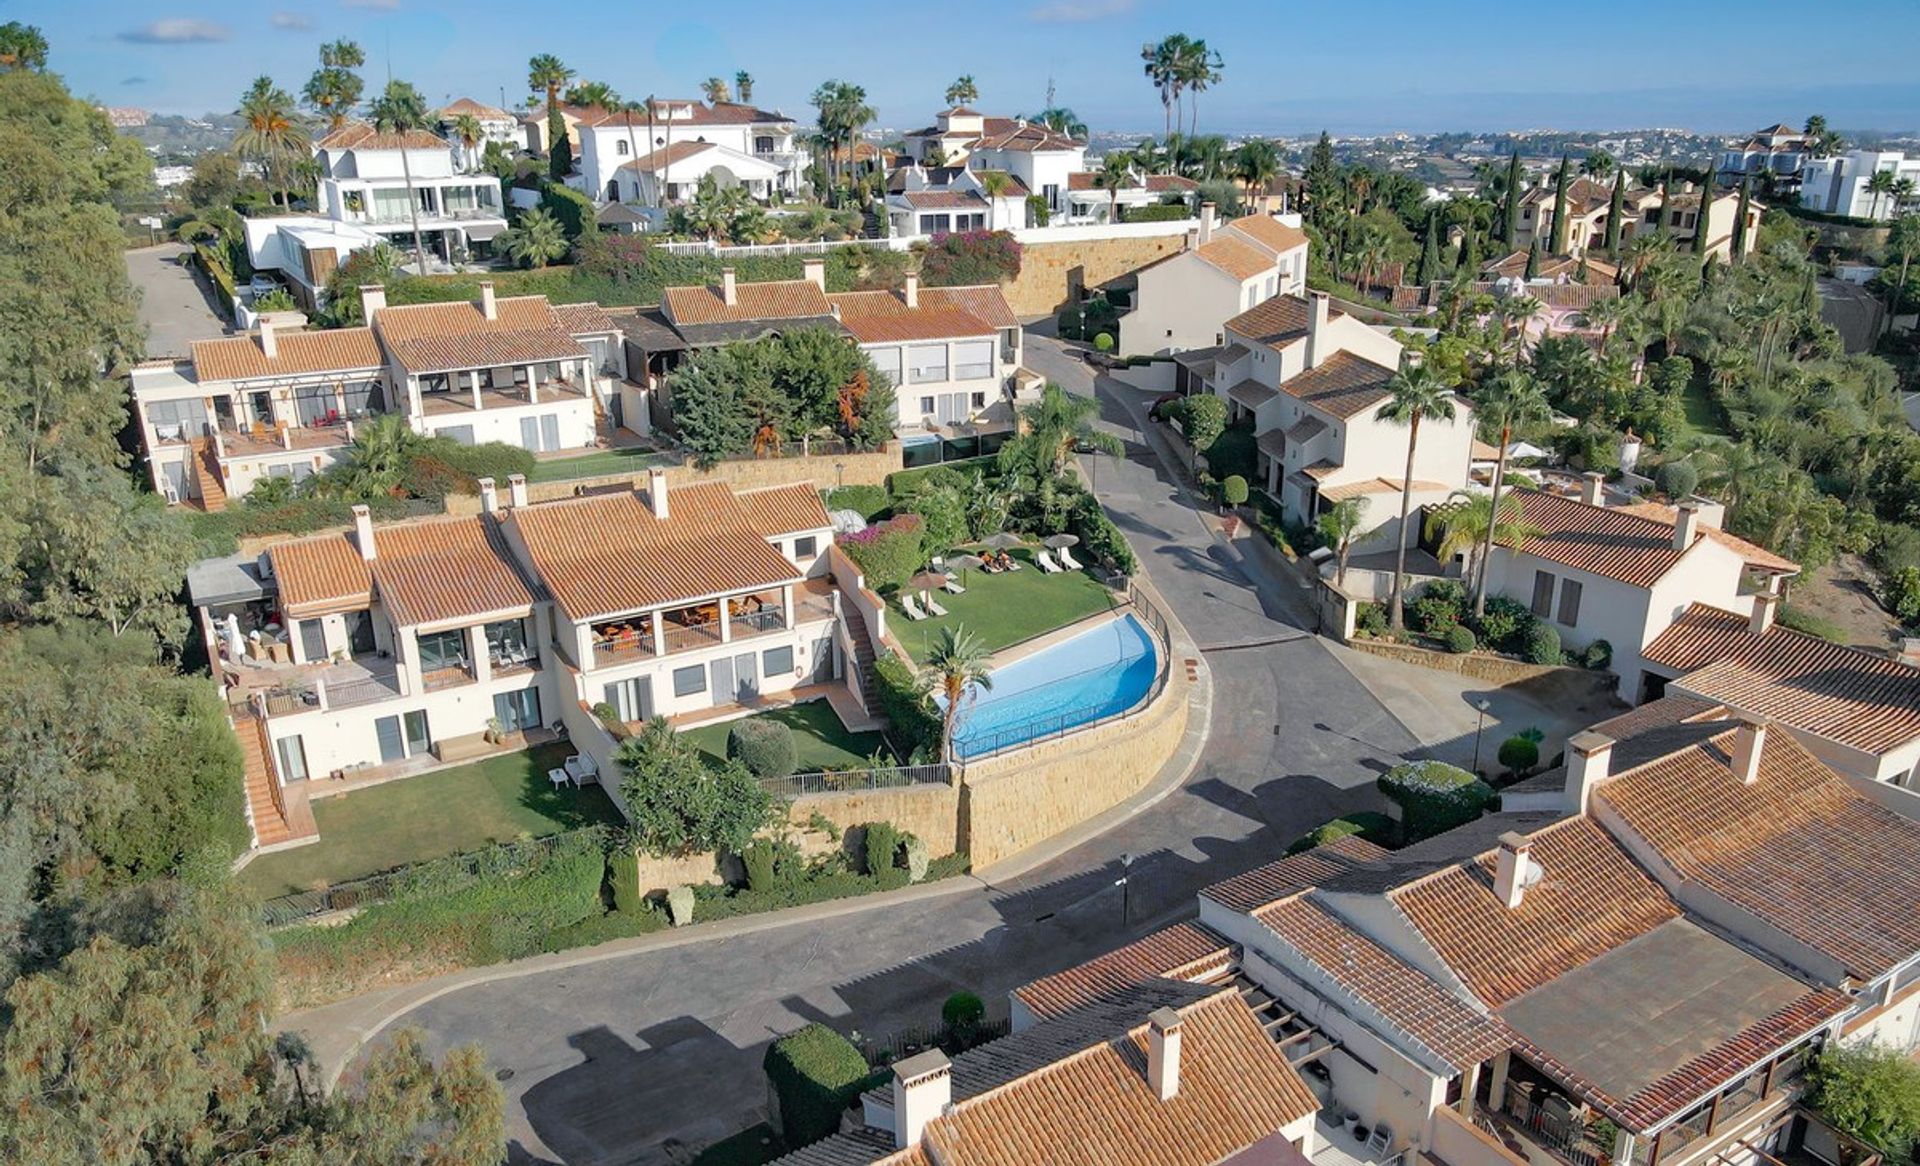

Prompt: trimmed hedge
[1285,812,1396,855]
[539,180,598,241]
[1444,624,1477,654]
[1378,759,1495,843]
[729,719,798,779]
[1524,621,1563,665]
[764,1025,880,1147]
[871,653,940,759]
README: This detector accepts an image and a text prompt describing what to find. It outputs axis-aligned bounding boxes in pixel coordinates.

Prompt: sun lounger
[926,595,950,617]
[1035,550,1062,573]
[902,594,929,621]
[943,576,966,594]
[1003,555,1023,571]
[1056,545,1085,570]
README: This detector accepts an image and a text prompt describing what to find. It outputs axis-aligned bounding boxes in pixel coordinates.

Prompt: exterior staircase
[232,704,315,848]
[190,437,227,512]
[860,207,886,240]
[838,599,878,707]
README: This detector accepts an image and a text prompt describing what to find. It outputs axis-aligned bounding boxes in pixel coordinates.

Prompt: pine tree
[1502,149,1524,243]
[1304,131,1339,233]
[1418,210,1442,285]
[1604,166,1627,259]
[1525,237,1542,280]
[1549,155,1572,255]
[1732,178,1753,263]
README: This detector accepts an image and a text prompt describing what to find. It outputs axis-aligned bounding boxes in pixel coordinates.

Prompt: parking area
[126,242,230,358]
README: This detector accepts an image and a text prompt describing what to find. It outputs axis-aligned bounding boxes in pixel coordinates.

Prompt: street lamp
[1117,852,1133,926]
[1471,699,1493,776]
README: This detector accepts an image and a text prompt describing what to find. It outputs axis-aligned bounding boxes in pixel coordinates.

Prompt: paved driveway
[323,334,1426,1165]
[126,242,229,358]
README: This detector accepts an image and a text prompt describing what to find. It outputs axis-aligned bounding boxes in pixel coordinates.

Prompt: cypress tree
[1502,149,1523,243]
[1577,251,1590,283]
[1604,166,1627,259]
[1731,178,1752,263]
[1459,225,1481,275]
[1695,178,1718,256]
[1418,210,1442,285]
[1524,237,1542,279]
[548,108,571,182]
[1549,155,1572,255]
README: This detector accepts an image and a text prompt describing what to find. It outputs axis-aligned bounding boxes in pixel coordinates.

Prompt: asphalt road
[126,242,229,358]
[357,332,1420,1165]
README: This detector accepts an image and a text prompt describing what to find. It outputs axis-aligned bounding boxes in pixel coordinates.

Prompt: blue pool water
[899,433,941,448]
[941,614,1159,759]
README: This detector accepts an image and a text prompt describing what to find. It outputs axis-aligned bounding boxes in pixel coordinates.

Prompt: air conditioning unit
[161,480,180,504]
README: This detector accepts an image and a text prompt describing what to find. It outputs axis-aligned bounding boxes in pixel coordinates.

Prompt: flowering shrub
[838,513,924,590]
[919,230,1022,287]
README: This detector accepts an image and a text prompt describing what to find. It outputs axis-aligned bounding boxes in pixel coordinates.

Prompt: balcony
[587,582,837,671]
[419,379,589,416]
[241,656,405,718]
[422,663,477,692]
[219,421,354,459]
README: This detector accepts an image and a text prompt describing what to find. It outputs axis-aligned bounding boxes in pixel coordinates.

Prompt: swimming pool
[940,614,1160,759]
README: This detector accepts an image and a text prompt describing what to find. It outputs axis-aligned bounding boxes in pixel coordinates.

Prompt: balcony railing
[663,620,723,654]
[592,632,655,668]
[422,664,477,692]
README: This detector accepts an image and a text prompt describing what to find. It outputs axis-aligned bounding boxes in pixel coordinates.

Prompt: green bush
[1378,759,1495,843]
[1497,736,1540,776]
[742,838,782,893]
[861,821,903,884]
[1221,475,1249,507]
[1778,604,1849,643]
[1093,332,1114,352]
[1412,579,1468,636]
[825,484,891,523]
[942,991,986,1048]
[1581,639,1613,670]
[763,1025,877,1147]
[539,180,597,241]
[1123,203,1191,223]
[1056,309,1085,341]
[1356,602,1389,637]
[1524,621,1563,665]
[1204,429,1259,484]
[918,230,1022,287]
[1883,566,1920,628]
[729,719,798,779]
[1285,812,1395,854]
[1654,459,1698,501]
[871,653,940,758]
[1069,492,1136,575]
[606,846,645,916]
[1472,598,1530,652]
[437,441,537,489]
[1444,624,1477,654]
[903,484,969,555]
[838,514,925,591]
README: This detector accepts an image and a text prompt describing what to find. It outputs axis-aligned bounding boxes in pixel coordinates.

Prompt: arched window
[616,140,629,156]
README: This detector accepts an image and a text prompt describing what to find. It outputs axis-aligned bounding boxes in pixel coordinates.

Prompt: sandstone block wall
[1001,235,1190,317]
[1344,636,1615,690]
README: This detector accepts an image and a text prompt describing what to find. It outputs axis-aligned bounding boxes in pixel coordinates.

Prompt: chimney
[1148,1007,1183,1101]
[507,472,529,508]
[1198,201,1217,245]
[1673,502,1701,550]
[359,284,386,321]
[647,467,670,519]
[258,318,278,360]
[1493,832,1535,909]
[477,476,499,515]
[904,271,920,310]
[1750,591,1779,636]
[1731,716,1767,785]
[479,280,498,320]
[721,267,738,306]
[891,1049,951,1150]
[1580,471,1605,507]
[802,258,827,290]
[1305,292,1331,369]
[351,504,377,561]
[1564,730,1615,816]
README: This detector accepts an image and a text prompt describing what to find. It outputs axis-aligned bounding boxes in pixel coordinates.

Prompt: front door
[811,635,836,683]
[346,610,377,656]
[734,652,759,700]
[275,734,309,784]
[298,618,328,664]
[492,687,542,733]
[374,715,405,764]
[708,657,734,708]
[403,709,431,756]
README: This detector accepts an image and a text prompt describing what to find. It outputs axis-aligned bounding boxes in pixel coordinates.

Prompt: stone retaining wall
[1001,234,1190,316]
[439,445,900,517]
[1346,636,1614,691]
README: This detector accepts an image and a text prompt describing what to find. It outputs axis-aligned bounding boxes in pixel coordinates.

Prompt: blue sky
[30,0,1920,136]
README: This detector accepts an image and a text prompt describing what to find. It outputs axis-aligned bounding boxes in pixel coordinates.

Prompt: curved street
[297,329,1581,1165]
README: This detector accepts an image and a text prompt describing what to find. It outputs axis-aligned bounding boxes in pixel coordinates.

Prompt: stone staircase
[233,705,314,848]
[190,437,227,512]
[839,600,878,707]
[860,207,887,240]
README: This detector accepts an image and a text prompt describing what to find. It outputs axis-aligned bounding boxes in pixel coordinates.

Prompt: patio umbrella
[982,532,1024,550]
[1043,533,1080,549]
[947,553,985,586]
[909,570,949,598]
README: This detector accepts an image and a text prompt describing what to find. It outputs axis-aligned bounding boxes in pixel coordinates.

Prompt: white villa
[1120,206,1311,356]
[435,97,521,165]
[1065,168,1199,224]
[312,123,509,265]
[1799,148,1920,220]
[902,107,1086,222]
[577,98,807,207]
[883,165,1030,235]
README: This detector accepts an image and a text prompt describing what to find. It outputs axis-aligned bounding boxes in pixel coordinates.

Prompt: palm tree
[1425,491,1540,605]
[944,75,978,107]
[340,414,426,497]
[923,626,993,765]
[1378,359,1459,632]
[1235,138,1280,196]
[810,80,874,201]
[1892,176,1917,216]
[1866,168,1897,219]
[1498,295,1544,362]
[1032,107,1088,140]
[1699,439,1779,523]
[1575,296,1627,352]
[0,21,48,71]
[1884,214,1920,323]
[734,72,754,103]
[302,39,364,131]
[527,53,573,161]
[1469,368,1551,614]
[450,112,484,172]
[564,80,619,111]
[500,207,569,269]
[234,76,308,209]
[1093,154,1132,223]
[1140,36,1192,139]
[1008,382,1120,478]
[1180,39,1224,136]
[1317,498,1366,591]
[701,77,731,104]
[366,79,433,276]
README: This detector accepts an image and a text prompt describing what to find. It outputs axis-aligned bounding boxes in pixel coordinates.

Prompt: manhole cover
[495,1068,515,1082]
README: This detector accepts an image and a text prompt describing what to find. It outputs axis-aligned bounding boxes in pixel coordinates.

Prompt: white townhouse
[902,107,1086,220]
[1064,167,1199,224]
[434,97,520,168]
[1120,205,1310,356]
[883,164,1030,236]
[1718,123,1815,188]
[1800,148,1920,220]
[577,98,807,206]
[312,123,508,265]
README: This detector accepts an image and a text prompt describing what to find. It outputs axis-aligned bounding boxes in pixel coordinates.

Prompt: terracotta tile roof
[771,1127,920,1166]
[971,118,1081,153]
[508,482,801,621]
[918,988,1319,1166]
[1012,922,1234,1022]
[191,329,383,382]
[1389,817,1680,1006]
[316,122,449,152]
[1505,488,1704,588]
[1518,176,1615,216]
[268,534,372,618]
[918,286,1019,331]
[664,279,832,327]
[1481,252,1622,285]
[1588,692,1724,741]
[1613,502,1799,573]
[1147,174,1199,193]
[1226,378,1279,411]
[1226,214,1310,255]
[1278,352,1398,420]
[1202,835,1388,913]
[968,169,1029,196]
[1226,295,1338,349]
[1300,459,1340,480]
[1642,602,1920,753]
[373,296,587,375]
[827,290,994,344]
[586,100,792,129]
[615,140,716,174]
[553,302,619,335]
[1593,724,1920,980]
[901,190,988,210]
[366,516,535,628]
[737,483,832,536]
[1255,895,1513,1071]
[1319,476,1453,502]
[438,97,513,121]
[1194,235,1275,281]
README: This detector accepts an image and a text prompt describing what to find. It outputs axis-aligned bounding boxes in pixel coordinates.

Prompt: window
[1530,570,1555,617]
[1557,578,1584,627]
[794,536,818,558]
[275,735,309,783]
[371,187,411,221]
[908,344,948,384]
[492,687,542,732]
[870,346,902,386]
[672,664,706,697]
[1001,327,1019,364]
[298,618,328,663]
[418,628,470,673]
[340,379,382,417]
[440,424,475,446]
[755,135,775,154]
[953,340,993,380]
[763,645,794,676]
[293,384,336,425]
[971,392,986,410]
[603,676,653,722]
[920,395,936,415]
[442,185,479,215]
[147,397,210,440]
[616,139,629,156]
[485,618,532,665]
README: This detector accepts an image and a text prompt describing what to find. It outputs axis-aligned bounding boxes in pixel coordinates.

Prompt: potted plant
[483,716,506,745]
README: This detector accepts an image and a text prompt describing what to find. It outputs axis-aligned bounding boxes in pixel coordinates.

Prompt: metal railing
[759,763,951,799]
[861,1016,1012,1066]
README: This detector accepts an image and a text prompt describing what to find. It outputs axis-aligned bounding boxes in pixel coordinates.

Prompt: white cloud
[1028,0,1134,21]
[117,19,229,44]
[270,12,312,30]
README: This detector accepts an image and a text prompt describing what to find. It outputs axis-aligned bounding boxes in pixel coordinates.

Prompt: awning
[463,222,506,242]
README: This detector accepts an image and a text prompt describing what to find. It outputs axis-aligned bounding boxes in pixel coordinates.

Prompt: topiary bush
[729,718,798,779]
[1221,475,1249,507]
[1378,759,1496,843]
[1524,621,1563,665]
[1093,331,1114,352]
[1444,624,1477,654]
[1285,811,1396,854]
[763,1024,879,1147]
[861,821,903,883]
[1581,638,1613,670]
[1654,459,1699,502]
[1497,735,1541,777]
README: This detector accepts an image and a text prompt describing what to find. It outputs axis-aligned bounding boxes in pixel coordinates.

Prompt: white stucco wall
[1121,255,1246,356]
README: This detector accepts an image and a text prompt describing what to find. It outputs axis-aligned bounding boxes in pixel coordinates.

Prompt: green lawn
[890,547,1118,664]
[527,447,671,483]
[236,743,624,898]
[681,700,894,771]
[1676,377,1728,439]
